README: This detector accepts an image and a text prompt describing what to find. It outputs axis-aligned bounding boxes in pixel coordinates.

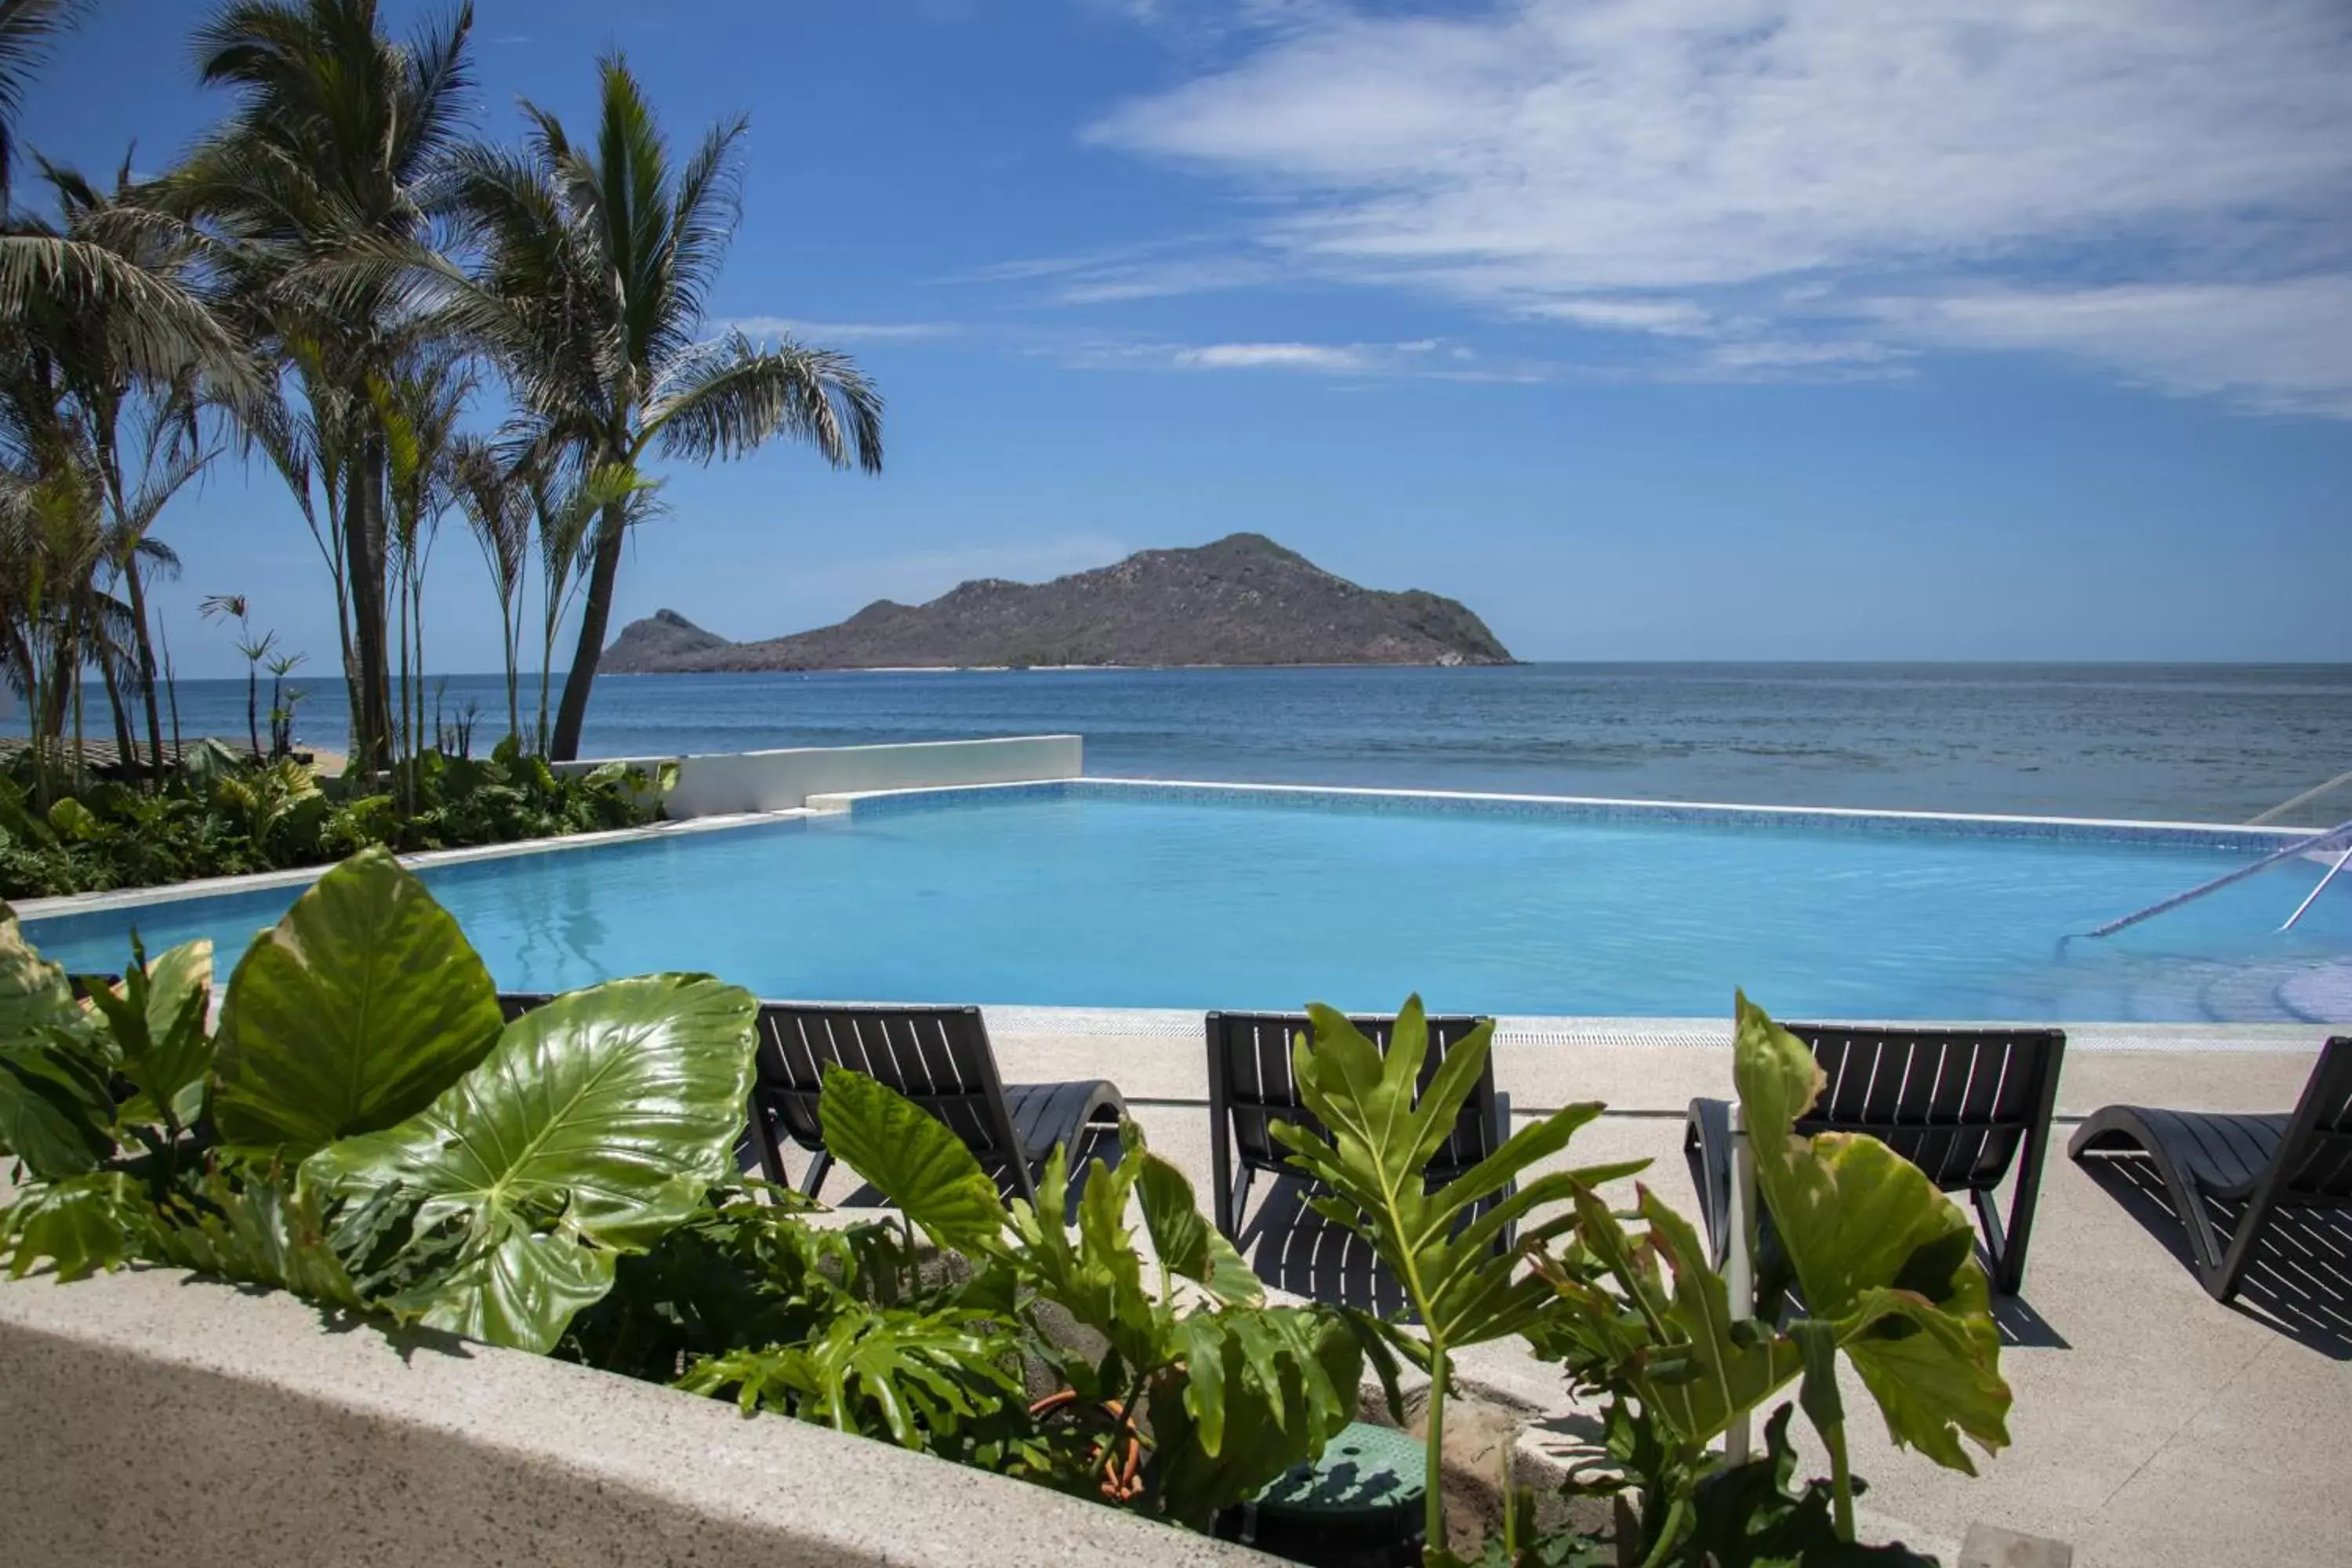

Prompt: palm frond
[648,332,884,472]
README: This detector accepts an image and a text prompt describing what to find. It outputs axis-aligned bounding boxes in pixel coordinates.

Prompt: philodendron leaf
[1150,1305,1363,1528]
[1134,1134,1261,1307]
[1278,995,1643,1354]
[305,975,758,1352]
[1733,993,2010,1470]
[211,847,503,1154]
[1636,1188,1806,1448]
[817,1062,1006,1252]
[89,936,215,1131]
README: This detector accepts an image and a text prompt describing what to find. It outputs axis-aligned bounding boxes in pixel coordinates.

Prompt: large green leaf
[305,974,758,1352]
[209,847,504,1154]
[1733,993,2010,1471]
[85,936,215,1131]
[1151,1306,1364,1528]
[816,1062,1005,1252]
[1135,1140,1261,1307]
[1632,1189,1808,1446]
[0,901,82,1040]
[1004,1132,1163,1377]
[679,1301,1029,1450]
[1276,996,1645,1356]
[0,1033,117,1178]
[0,1171,151,1281]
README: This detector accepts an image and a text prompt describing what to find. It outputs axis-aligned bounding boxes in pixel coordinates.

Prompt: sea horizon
[20,660,2347,828]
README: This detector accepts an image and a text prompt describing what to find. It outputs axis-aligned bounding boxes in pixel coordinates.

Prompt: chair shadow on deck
[1990,1290,2069,1349]
[2080,1152,2352,1360]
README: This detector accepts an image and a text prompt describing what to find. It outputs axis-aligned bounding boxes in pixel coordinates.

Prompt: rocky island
[602,533,1513,672]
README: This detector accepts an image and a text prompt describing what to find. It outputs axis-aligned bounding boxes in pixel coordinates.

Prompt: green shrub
[0,739,672,898]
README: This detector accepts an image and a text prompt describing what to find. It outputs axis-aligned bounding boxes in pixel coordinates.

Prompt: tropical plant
[450,434,529,745]
[0,845,760,1356]
[171,0,479,776]
[0,0,85,211]
[815,1064,1367,1527]
[197,592,274,757]
[1271,998,1650,1558]
[426,52,884,759]
[0,742,671,898]
[1276,993,2008,1566]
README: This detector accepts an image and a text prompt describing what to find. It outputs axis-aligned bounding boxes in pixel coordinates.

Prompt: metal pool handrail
[2082,816,2352,938]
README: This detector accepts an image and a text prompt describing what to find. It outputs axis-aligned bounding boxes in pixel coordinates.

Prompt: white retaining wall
[0,1266,1263,1568]
[572,735,1083,818]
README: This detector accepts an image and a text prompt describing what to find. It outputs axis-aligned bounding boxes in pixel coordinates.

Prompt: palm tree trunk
[550,500,626,762]
[122,559,167,788]
[99,644,136,773]
[503,596,521,747]
[344,435,396,777]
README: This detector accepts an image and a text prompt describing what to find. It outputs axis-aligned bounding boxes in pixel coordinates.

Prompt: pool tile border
[10,807,809,921]
[831,775,2319,851]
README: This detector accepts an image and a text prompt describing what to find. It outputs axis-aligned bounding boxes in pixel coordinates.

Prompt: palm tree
[172,0,476,775]
[442,54,882,759]
[451,434,530,746]
[26,154,239,783]
[0,4,255,424]
[0,0,85,212]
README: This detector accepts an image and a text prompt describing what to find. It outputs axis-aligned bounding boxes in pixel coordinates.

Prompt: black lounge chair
[1205,1011,1508,1310]
[1686,1023,2066,1296]
[2068,1037,2352,1302]
[746,1002,1126,1208]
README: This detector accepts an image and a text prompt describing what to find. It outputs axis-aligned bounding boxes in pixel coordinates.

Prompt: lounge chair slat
[1685,1022,2066,1296]
[2069,1036,2352,1301]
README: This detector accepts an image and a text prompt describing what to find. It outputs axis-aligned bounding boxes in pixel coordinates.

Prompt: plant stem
[1424,1338,1449,1554]
[1825,1417,1854,1543]
[1635,1491,1692,1568]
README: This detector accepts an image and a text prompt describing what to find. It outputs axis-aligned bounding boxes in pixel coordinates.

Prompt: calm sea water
[38,663,2350,824]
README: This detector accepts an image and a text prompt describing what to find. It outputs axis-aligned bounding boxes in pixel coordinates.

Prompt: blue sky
[19,0,2352,674]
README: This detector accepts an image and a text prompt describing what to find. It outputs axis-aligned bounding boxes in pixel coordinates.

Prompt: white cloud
[1875,279,2352,416]
[1172,341,1370,370]
[726,317,961,343]
[1085,0,2352,413]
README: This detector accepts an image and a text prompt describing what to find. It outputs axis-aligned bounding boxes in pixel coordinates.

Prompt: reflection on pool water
[22,784,2352,1023]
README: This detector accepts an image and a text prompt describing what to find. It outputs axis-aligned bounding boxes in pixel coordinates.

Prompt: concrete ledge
[0,1267,1266,1568]
[591,735,1085,818]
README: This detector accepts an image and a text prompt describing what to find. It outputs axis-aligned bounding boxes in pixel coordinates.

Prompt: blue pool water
[20,785,2351,1023]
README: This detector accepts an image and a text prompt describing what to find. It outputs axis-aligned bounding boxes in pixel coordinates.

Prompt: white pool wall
[564,734,1083,816]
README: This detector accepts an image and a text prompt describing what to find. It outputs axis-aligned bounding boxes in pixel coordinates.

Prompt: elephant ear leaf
[818,1063,1005,1253]
[210,847,503,1155]
[304,974,758,1353]
[0,902,80,1040]
[1732,993,2010,1470]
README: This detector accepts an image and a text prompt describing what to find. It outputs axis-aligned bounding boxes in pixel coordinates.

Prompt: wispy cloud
[1051,335,1508,378]
[1080,0,2352,415]
[725,316,963,344]
[1173,341,1370,371]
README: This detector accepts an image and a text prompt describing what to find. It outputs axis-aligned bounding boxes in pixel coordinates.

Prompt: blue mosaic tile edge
[841,778,2303,853]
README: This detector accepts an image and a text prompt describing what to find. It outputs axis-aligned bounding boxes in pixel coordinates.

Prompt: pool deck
[880,1014,2343,1568]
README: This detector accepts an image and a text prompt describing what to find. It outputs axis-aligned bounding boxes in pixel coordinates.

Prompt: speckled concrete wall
[0,1266,1265,1568]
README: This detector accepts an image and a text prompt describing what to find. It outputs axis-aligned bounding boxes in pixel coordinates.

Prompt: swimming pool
[20,782,2351,1023]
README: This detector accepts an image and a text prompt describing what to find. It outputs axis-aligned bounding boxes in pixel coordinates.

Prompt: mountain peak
[602,535,1512,673]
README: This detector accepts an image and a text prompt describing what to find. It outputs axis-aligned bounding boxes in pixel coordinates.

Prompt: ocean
[13,662,2351,825]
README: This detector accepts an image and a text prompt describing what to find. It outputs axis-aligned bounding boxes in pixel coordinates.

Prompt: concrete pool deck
[833,1014,2343,1568]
